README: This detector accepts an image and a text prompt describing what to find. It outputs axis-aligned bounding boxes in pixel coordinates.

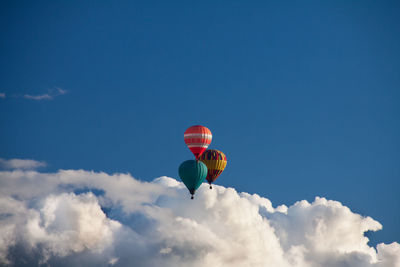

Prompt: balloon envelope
[178,160,207,198]
[199,149,227,186]
[184,125,212,160]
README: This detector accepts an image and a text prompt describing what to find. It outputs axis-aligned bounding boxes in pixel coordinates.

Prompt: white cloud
[0,93,5,98]
[0,158,46,170]
[0,168,398,267]
[23,93,53,100]
[55,87,67,95]
[26,193,120,259]
[23,87,67,101]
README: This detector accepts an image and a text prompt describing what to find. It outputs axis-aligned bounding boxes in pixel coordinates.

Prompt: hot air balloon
[178,160,208,199]
[199,149,227,189]
[184,125,212,160]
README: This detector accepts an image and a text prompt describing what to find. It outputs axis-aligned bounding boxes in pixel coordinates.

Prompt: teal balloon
[178,160,208,198]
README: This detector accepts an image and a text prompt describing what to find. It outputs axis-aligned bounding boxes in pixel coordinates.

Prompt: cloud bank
[0,168,398,267]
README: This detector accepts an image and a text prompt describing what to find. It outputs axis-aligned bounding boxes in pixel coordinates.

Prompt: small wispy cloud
[23,94,53,100]
[23,87,67,101]
[0,93,5,98]
[0,158,46,170]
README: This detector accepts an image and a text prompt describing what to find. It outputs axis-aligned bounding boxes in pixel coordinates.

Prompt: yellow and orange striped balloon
[199,149,227,188]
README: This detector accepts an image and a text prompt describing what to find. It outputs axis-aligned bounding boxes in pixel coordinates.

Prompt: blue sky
[1,0,399,247]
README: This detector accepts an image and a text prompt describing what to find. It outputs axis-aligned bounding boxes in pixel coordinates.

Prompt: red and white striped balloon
[184,125,212,160]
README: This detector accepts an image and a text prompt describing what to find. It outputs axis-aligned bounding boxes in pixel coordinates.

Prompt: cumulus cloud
[0,158,46,170]
[0,168,398,267]
[23,87,67,100]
